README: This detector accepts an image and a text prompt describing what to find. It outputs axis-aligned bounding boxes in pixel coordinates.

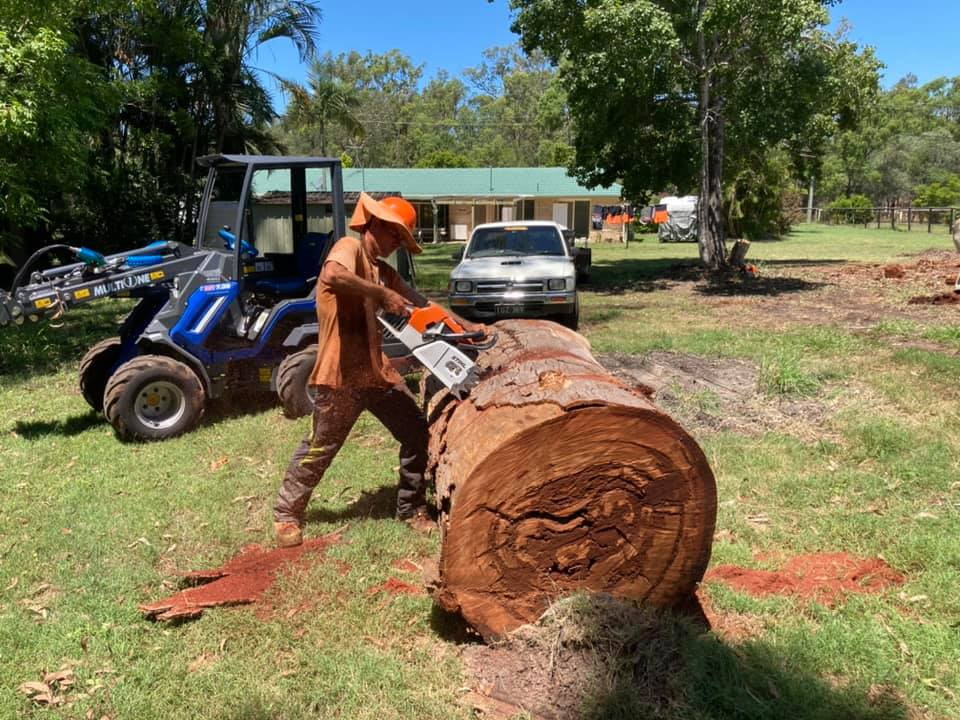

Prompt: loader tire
[79,337,123,412]
[277,345,317,419]
[104,355,205,441]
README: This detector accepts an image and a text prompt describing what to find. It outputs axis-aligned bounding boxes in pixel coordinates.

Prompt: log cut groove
[426,320,717,640]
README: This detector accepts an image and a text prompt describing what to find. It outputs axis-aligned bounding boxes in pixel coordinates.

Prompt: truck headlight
[453,280,473,293]
[547,278,566,291]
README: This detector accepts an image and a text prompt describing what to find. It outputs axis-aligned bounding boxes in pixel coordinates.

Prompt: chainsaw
[378,303,495,398]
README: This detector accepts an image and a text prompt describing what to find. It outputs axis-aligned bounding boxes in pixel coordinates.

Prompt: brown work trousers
[274,384,429,524]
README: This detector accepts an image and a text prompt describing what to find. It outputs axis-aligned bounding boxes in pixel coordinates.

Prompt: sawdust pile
[706,552,904,606]
[140,529,344,621]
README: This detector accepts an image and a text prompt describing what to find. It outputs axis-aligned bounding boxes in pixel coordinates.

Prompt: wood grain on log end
[429,320,717,640]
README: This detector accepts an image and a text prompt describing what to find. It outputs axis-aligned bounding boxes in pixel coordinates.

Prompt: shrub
[828,195,873,225]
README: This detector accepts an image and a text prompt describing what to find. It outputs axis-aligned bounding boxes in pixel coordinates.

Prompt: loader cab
[194,155,416,293]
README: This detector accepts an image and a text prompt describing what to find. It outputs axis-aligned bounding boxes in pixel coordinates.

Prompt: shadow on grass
[9,393,283,442]
[13,411,104,438]
[430,604,484,645]
[203,393,280,425]
[588,257,695,293]
[582,626,912,720]
[695,274,829,297]
[458,596,913,720]
[305,485,397,524]
[588,256,838,297]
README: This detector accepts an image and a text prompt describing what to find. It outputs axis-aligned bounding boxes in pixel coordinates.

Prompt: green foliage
[0,6,111,254]
[759,352,821,397]
[509,0,881,258]
[828,194,874,224]
[414,150,471,168]
[276,45,575,169]
[0,0,322,260]
[913,175,960,207]
[820,76,960,206]
[725,149,804,239]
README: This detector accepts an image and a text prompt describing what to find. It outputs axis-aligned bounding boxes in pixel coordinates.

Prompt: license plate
[496,304,523,315]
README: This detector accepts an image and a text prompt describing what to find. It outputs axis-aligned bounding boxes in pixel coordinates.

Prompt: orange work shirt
[309,236,406,389]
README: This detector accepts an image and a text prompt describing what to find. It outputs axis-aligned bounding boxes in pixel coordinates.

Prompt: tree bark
[697,3,727,270]
[426,320,717,640]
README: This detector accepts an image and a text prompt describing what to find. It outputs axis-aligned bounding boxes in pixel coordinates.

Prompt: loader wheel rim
[134,381,186,430]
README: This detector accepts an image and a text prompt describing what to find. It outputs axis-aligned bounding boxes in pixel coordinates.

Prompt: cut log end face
[436,404,716,640]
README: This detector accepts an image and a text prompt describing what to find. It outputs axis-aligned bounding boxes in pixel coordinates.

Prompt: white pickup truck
[447,220,580,330]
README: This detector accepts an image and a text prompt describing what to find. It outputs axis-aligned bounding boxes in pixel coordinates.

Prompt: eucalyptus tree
[508,0,879,267]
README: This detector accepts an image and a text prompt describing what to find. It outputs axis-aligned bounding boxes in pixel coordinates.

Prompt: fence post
[891,203,896,230]
[876,208,881,229]
[907,204,912,232]
[928,208,933,234]
[951,208,955,234]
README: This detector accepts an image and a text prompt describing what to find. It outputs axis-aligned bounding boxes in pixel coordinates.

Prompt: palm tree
[199,0,323,153]
[283,66,365,156]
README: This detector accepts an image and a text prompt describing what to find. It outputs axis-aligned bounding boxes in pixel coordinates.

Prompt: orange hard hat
[348,192,421,254]
[380,196,417,232]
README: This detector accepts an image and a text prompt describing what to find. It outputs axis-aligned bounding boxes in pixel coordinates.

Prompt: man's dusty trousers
[274,384,429,524]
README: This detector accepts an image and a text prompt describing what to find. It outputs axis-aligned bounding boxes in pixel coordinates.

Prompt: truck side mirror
[451,247,465,261]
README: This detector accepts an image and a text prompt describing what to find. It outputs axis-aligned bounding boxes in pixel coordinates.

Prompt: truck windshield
[467,226,565,258]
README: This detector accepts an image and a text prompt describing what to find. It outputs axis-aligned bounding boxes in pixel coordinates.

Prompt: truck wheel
[277,345,317,419]
[103,355,205,441]
[556,296,580,332]
[79,337,123,412]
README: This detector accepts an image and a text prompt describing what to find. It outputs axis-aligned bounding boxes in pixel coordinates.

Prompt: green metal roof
[341,167,621,199]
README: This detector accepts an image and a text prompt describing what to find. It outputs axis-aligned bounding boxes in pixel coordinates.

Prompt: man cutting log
[273,192,482,547]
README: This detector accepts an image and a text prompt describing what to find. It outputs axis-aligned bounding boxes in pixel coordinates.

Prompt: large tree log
[426,320,717,640]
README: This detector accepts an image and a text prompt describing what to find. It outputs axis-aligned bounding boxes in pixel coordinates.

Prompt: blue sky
[253,0,960,111]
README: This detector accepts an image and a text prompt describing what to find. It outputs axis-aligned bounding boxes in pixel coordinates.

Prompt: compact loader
[0,155,411,440]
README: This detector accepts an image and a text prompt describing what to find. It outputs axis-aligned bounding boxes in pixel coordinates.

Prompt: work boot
[399,506,435,535]
[274,521,303,548]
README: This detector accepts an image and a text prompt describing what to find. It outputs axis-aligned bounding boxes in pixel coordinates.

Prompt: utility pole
[807,175,815,224]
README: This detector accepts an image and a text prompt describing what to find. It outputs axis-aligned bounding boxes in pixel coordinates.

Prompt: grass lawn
[1,223,958,718]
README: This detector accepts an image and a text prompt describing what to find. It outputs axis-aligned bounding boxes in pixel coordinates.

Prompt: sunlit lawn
[0,223,957,718]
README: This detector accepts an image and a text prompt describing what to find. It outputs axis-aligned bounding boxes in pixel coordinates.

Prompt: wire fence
[812,206,959,233]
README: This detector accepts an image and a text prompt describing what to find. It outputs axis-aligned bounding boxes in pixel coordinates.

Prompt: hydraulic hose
[10,244,73,292]
[10,244,105,292]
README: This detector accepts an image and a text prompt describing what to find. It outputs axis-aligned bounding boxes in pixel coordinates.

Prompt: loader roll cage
[195,153,347,265]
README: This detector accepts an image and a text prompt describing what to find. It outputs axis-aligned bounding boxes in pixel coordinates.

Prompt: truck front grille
[475,280,544,294]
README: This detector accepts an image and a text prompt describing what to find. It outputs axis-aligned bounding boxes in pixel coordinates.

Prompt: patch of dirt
[139,528,344,621]
[598,351,827,437]
[685,250,960,332]
[460,595,680,720]
[909,292,960,305]
[706,552,905,606]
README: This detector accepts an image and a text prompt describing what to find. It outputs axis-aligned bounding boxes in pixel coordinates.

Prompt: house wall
[428,195,624,242]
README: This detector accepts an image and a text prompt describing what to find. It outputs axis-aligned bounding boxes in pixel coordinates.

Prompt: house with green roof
[341,167,623,242]
[228,165,624,255]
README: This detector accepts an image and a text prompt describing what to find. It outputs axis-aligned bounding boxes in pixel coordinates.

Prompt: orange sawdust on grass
[706,552,905,606]
[140,529,343,621]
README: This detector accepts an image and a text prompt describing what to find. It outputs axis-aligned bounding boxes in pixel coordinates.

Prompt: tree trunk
[696,7,727,271]
[426,320,717,640]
